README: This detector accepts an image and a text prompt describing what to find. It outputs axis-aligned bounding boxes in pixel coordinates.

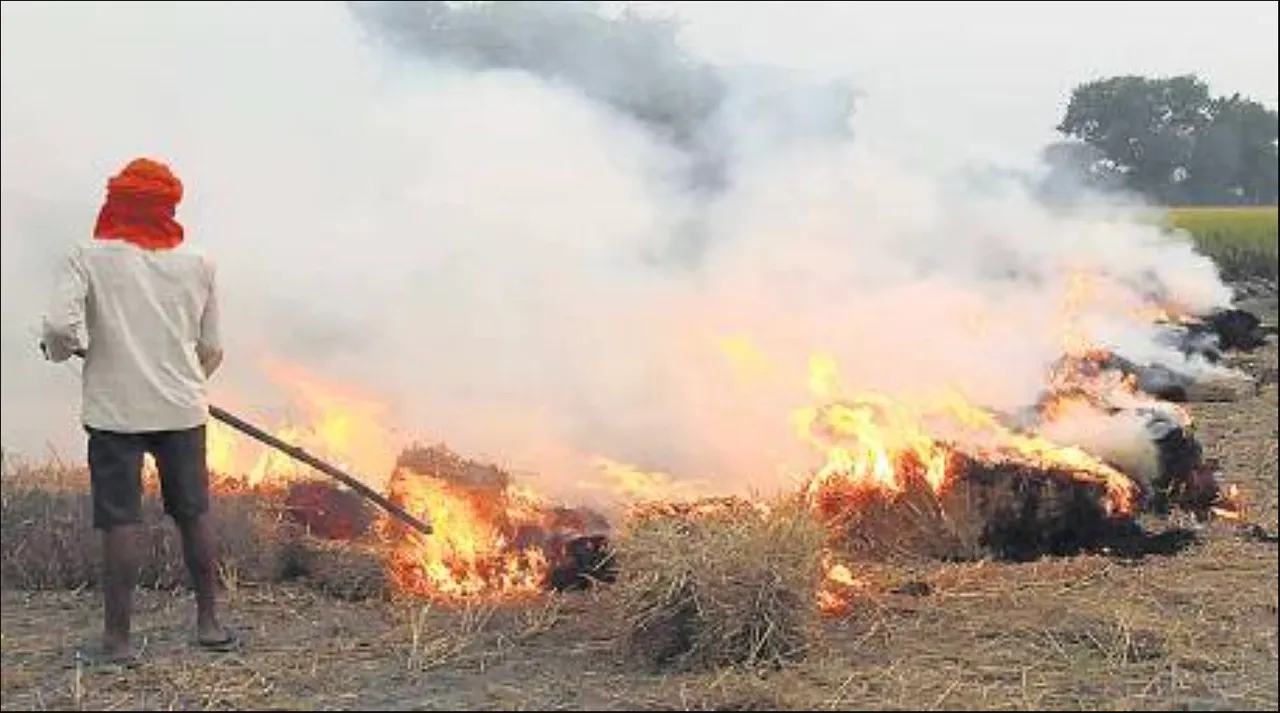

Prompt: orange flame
[206,361,398,492]
[792,355,1138,517]
[818,551,865,616]
[384,459,552,599]
[1211,484,1246,521]
[1044,350,1193,428]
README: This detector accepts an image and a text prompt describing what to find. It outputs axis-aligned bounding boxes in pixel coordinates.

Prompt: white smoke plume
[0,1,1233,507]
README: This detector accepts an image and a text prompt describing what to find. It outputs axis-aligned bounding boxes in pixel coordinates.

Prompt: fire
[197,364,575,601]
[793,354,1139,517]
[1211,484,1246,521]
[1048,268,1200,430]
[206,360,398,492]
[199,314,1223,613]
[1055,267,1195,360]
[795,395,950,495]
[783,351,1153,616]
[380,445,614,600]
[592,457,714,504]
[818,551,865,616]
[1043,349,1193,427]
[717,335,776,384]
[207,422,238,479]
[1059,269,1103,357]
[384,457,551,599]
[1130,292,1200,326]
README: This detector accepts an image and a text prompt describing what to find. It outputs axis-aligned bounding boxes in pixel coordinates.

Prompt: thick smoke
[0,2,1233,507]
[347,0,857,266]
[346,2,858,180]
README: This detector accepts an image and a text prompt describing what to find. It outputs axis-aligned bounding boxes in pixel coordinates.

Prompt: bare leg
[176,515,227,642]
[101,524,141,656]
[155,427,231,646]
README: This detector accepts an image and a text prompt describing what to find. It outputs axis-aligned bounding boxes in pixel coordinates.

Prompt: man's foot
[71,642,141,672]
[99,634,133,660]
[195,623,242,652]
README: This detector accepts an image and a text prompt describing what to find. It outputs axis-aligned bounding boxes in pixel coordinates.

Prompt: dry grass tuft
[0,464,389,601]
[0,468,285,591]
[608,497,825,673]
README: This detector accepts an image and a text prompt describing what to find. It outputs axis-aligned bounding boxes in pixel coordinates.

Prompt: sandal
[70,645,141,673]
[195,628,243,653]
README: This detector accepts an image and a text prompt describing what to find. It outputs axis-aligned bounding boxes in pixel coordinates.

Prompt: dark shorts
[86,425,210,530]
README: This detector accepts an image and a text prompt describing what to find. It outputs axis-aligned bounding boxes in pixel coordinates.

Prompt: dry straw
[0,464,387,600]
[608,497,825,672]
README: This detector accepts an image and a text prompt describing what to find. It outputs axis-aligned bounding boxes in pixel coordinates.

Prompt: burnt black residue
[546,534,618,592]
[1143,412,1219,516]
[1154,307,1271,360]
[894,453,1207,564]
[1199,308,1268,351]
[1101,527,1201,559]
[960,460,1137,562]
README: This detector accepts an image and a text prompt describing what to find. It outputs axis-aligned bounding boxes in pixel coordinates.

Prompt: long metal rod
[208,405,433,536]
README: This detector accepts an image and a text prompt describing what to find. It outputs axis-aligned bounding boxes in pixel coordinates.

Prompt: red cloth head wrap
[93,158,184,250]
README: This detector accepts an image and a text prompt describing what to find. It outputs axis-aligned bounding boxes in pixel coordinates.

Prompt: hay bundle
[811,455,1136,563]
[394,444,511,490]
[810,475,986,562]
[609,498,824,672]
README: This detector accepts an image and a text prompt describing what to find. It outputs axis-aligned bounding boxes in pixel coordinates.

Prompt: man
[41,157,239,666]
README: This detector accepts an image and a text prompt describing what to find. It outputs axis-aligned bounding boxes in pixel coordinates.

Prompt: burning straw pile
[0,443,615,605]
[807,454,1136,564]
[606,497,825,672]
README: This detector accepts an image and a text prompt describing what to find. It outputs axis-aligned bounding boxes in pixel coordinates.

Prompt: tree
[1054,74,1278,205]
[1196,94,1279,205]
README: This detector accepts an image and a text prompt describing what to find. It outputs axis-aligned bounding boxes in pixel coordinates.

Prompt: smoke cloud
[0,2,1233,508]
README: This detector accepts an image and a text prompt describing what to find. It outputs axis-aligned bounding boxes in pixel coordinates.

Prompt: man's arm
[40,247,89,363]
[196,258,224,378]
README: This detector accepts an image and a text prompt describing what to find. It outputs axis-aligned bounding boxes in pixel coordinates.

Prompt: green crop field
[1167,206,1279,282]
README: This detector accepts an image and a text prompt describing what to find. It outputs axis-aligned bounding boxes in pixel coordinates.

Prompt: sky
[659,0,1279,166]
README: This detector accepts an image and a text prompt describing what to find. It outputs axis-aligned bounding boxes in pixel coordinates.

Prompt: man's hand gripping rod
[64,349,433,537]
